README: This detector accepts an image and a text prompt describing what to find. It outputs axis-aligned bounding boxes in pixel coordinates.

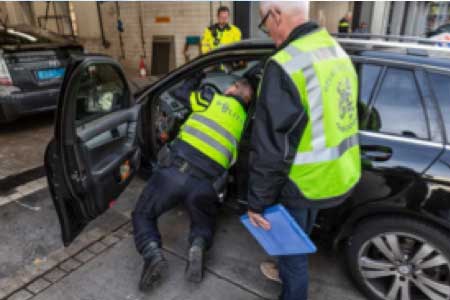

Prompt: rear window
[369,68,429,139]
[0,28,55,45]
[429,72,450,143]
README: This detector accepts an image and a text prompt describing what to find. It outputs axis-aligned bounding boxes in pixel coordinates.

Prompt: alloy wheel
[358,232,450,300]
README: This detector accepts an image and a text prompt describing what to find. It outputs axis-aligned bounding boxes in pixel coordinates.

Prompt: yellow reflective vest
[201,24,241,54]
[269,28,361,200]
[178,92,247,169]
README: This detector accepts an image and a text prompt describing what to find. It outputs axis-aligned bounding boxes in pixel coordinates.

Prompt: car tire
[345,216,450,300]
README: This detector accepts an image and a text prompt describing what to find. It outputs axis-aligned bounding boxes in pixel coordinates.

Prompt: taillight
[0,56,12,86]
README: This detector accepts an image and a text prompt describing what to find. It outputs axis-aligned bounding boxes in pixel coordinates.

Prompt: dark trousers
[278,207,318,300]
[132,165,219,259]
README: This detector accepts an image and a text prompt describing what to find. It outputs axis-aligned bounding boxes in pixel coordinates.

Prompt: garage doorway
[151,35,176,76]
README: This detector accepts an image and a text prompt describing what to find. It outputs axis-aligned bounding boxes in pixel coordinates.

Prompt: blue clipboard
[240,204,317,256]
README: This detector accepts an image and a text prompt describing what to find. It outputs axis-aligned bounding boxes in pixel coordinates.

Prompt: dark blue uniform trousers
[132,165,219,259]
[279,206,318,300]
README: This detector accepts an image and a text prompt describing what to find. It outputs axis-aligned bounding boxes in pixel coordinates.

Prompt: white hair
[260,1,309,19]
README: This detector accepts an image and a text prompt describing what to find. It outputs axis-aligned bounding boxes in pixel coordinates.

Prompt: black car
[0,24,83,123]
[44,38,450,300]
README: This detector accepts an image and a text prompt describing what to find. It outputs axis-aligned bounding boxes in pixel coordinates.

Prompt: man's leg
[132,166,188,255]
[278,207,318,300]
[131,166,188,290]
[183,176,220,282]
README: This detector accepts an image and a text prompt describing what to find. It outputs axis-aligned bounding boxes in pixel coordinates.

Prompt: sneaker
[260,261,281,283]
[138,253,169,292]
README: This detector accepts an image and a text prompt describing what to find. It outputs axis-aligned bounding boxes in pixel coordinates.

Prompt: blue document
[240,204,317,256]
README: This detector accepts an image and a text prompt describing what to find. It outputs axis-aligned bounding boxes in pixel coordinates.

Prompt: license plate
[36,67,65,80]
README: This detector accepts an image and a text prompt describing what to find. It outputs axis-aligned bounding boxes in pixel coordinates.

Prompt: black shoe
[138,252,168,292]
[186,237,206,283]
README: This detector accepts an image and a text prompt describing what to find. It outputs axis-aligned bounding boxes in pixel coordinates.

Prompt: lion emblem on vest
[336,78,356,132]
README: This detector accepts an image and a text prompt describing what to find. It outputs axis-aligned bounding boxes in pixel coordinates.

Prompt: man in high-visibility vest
[247,2,361,300]
[132,73,254,291]
[201,6,242,54]
[338,11,353,34]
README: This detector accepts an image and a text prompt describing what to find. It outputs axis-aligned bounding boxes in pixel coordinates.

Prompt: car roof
[218,38,450,69]
[355,50,450,69]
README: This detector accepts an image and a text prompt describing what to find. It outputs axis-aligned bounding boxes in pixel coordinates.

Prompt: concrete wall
[3,1,233,73]
[77,1,234,73]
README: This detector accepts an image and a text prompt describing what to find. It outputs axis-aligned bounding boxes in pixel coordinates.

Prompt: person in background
[338,11,353,33]
[354,22,369,34]
[201,6,242,54]
[247,2,361,300]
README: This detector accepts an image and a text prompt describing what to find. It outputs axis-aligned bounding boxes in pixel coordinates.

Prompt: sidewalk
[3,179,365,300]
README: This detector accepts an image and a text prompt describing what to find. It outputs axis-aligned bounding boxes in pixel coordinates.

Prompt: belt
[171,157,216,181]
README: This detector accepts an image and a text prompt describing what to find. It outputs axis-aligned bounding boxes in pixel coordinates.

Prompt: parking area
[0,178,364,300]
[3,1,450,300]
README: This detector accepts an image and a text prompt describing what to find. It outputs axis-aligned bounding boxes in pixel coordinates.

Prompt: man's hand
[248,210,271,231]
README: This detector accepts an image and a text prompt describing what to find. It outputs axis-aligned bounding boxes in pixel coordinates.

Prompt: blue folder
[240,204,317,256]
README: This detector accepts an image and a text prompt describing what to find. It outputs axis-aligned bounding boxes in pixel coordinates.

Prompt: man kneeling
[132,74,254,291]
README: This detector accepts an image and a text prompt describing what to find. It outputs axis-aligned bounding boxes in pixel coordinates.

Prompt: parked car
[44,38,450,300]
[0,24,83,123]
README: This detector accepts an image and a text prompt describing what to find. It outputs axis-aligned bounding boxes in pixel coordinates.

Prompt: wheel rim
[357,232,450,300]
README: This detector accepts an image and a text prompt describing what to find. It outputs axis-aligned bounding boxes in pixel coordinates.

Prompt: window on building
[429,72,450,143]
[368,68,429,139]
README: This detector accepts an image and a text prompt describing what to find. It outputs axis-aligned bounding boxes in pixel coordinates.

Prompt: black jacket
[247,22,347,213]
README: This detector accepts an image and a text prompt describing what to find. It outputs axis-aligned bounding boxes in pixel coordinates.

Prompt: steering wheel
[200,82,222,95]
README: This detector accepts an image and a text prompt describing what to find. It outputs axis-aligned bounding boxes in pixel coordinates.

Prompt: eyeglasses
[258,10,272,34]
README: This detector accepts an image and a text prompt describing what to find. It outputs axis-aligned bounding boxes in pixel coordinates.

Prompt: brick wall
[77,1,234,74]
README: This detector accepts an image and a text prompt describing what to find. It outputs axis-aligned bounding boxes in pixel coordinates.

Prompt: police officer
[247,2,361,300]
[201,6,242,54]
[132,74,254,291]
[338,12,353,34]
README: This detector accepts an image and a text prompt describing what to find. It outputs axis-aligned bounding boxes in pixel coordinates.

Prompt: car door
[45,55,141,246]
[352,63,444,208]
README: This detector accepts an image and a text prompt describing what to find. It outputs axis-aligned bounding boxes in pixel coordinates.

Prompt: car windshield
[0,25,68,45]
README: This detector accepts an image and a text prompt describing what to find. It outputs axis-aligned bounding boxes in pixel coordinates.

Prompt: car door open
[45,56,141,246]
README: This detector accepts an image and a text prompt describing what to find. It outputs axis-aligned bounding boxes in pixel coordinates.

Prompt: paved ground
[0,177,365,300]
[0,112,53,181]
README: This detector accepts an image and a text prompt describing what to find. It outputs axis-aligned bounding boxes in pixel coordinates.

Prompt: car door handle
[361,145,392,162]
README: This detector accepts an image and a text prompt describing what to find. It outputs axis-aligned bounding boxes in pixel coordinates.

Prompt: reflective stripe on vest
[182,125,233,162]
[191,114,237,147]
[278,43,358,165]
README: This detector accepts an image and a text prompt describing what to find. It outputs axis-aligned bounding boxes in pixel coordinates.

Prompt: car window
[368,68,429,139]
[357,64,382,129]
[358,64,382,106]
[75,64,128,125]
[429,72,450,143]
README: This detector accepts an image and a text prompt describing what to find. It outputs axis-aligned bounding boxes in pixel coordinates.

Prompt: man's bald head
[259,1,310,47]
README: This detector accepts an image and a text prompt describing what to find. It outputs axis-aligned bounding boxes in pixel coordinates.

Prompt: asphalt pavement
[0,177,365,300]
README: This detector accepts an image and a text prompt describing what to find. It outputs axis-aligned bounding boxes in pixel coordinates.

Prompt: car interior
[145,58,265,200]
